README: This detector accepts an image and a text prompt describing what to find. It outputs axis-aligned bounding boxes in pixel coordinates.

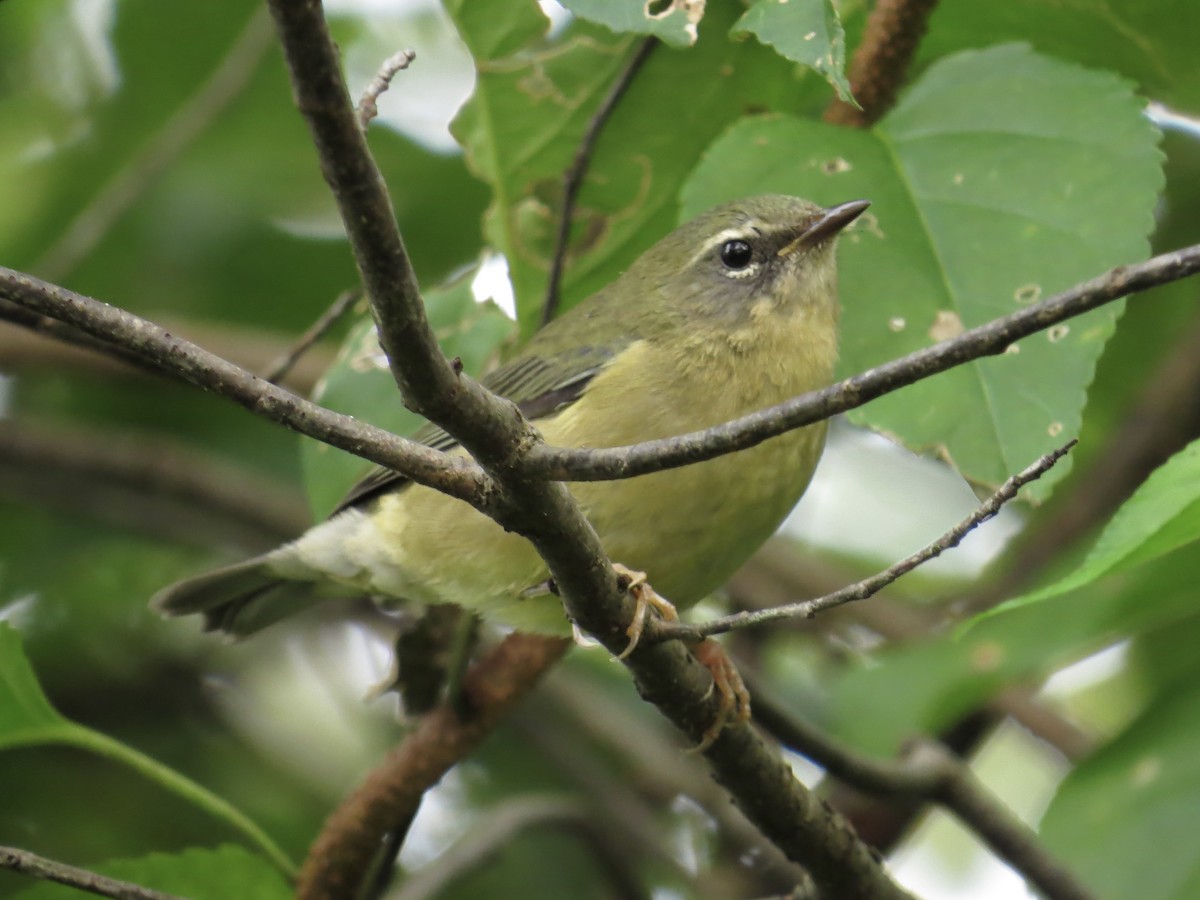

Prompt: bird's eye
[719,239,754,270]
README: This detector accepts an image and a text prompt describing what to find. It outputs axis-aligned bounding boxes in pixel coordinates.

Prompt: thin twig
[0,846,185,900]
[262,287,361,384]
[528,246,1200,482]
[34,8,275,281]
[356,49,416,132]
[824,0,940,128]
[746,682,1095,900]
[541,37,657,327]
[392,796,650,900]
[0,304,333,392]
[651,441,1075,642]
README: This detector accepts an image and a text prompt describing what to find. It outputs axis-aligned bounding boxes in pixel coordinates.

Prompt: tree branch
[650,441,1074,642]
[296,633,573,899]
[824,0,940,128]
[356,49,417,132]
[0,268,485,504]
[0,846,185,900]
[261,287,361,384]
[266,3,912,898]
[541,37,658,327]
[747,679,1095,900]
[527,245,1200,482]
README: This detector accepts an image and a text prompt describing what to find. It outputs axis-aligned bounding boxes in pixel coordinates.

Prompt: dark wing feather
[330,341,622,515]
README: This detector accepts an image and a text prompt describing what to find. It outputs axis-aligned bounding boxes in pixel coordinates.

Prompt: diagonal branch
[650,441,1075,642]
[265,3,913,899]
[528,246,1200,482]
[747,676,1095,900]
[0,267,484,504]
[542,37,658,327]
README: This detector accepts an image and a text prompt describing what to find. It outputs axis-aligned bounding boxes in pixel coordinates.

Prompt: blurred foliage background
[2,0,1199,898]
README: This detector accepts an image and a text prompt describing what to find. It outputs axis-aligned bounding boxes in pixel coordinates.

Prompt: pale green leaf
[560,0,704,47]
[984,439,1200,617]
[1039,677,1200,900]
[681,44,1163,500]
[732,0,854,102]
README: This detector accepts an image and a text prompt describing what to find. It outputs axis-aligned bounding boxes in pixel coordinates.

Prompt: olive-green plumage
[152,195,868,637]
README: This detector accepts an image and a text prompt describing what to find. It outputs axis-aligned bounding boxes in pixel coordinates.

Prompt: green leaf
[450,2,799,333]
[300,270,515,518]
[1039,677,1200,900]
[732,0,854,102]
[11,845,291,900]
[560,0,705,47]
[440,0,548,61]
[922,0,1200,108]
[825,540,1200,754]
[0,623,96,749]
[982,439,1200,618]
[0,625,295,875]
[681,44,1163,500]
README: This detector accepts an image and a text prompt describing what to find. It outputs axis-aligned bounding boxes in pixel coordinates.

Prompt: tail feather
[151,557,322,638]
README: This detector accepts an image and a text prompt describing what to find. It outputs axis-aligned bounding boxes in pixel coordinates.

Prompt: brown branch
[0,304,334,393]
[541,37,658,327]
[0,846,184,900]
[261,287,361,384]
[746,678,1095,900]
[0,268,485,504]
[528,245,1200,482]
[33,7,275,281]
[267,4,912,898]
[650,441,1074,642]
[356,49,417,132]
[0,419,308,549]
[296,633,573,899]
[824,0,940,128]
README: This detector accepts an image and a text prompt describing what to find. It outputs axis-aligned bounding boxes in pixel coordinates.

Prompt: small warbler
[154,195,868,651]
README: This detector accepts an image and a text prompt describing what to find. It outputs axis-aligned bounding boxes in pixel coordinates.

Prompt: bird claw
[690,638,752,751]
[609,563,750,748]
[613,564,678,660]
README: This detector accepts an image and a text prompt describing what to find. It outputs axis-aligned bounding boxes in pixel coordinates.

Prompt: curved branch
[267,3,913,898]
[651,441,1073,642]
[528,245,1200,482]
[542,37,658,327]
[0,267,485,504]
[748,679,1094,900]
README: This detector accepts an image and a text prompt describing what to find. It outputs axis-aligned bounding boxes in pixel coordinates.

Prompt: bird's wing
[329,338,625,515]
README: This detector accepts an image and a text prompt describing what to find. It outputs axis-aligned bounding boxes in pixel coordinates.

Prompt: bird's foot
[613,564,678,660]
[690,638,751,751]
[610,563,750,748]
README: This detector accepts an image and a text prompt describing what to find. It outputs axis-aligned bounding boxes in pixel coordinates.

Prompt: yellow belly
[368,315,836,635]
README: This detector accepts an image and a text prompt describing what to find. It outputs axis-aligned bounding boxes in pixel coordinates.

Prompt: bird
[153,195,868,694]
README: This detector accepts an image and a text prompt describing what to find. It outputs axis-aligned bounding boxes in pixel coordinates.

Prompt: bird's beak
[778,199,871,258]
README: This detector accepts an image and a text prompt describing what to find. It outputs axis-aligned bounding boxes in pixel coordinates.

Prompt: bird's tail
[151,556,322,638]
